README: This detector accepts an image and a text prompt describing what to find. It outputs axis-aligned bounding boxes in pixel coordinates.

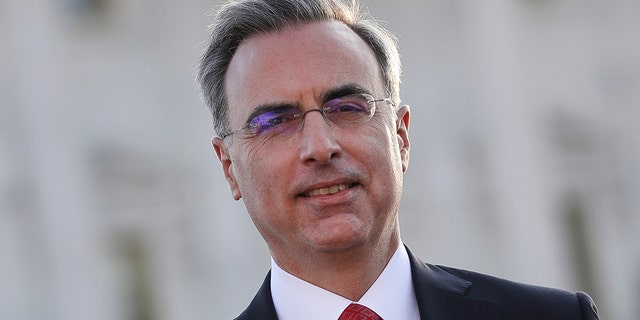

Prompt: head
[197,0,410,268]
[197,0,402,138]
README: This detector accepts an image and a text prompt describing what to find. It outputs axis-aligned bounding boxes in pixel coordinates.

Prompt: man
[197,0,600,319]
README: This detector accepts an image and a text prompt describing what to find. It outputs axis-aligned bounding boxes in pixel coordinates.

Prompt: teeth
[306,184,350,197]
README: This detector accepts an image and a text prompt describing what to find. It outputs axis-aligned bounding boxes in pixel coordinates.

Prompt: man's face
[213,21,410,262]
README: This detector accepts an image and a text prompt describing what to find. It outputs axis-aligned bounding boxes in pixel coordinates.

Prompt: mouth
[300,183,358,198]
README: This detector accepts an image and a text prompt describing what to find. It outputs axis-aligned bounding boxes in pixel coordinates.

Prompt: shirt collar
[270,244,420,320]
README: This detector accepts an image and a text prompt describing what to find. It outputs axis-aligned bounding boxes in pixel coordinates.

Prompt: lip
[298,179,359,198]
[297,183,360,208]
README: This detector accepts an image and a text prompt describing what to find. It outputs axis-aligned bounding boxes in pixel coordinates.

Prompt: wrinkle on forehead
[224,21,384,128]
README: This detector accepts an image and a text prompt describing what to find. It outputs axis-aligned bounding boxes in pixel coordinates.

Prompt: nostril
[300,144,339,165]
[298,130,341,165]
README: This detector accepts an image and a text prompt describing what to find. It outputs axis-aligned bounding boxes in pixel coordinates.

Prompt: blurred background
[1,0,639,319]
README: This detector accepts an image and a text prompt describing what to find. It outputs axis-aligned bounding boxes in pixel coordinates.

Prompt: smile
[302,183,356,197]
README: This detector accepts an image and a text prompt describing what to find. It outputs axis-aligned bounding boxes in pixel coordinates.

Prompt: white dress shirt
[270,244,420,320]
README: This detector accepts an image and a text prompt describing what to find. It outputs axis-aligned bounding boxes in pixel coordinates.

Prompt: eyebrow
[243,83,373,124]
[320,83,372,103]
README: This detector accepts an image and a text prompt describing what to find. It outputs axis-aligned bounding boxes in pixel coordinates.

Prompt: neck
[271,231,401,301]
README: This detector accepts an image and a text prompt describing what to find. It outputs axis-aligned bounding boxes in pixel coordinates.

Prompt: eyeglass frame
[218,93,394,140]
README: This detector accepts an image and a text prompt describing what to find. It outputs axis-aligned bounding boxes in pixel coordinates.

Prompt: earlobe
[396,105,411,172]
[212,137,242,200]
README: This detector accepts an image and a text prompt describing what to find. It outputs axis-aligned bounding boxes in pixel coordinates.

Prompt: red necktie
[338,303,383,320]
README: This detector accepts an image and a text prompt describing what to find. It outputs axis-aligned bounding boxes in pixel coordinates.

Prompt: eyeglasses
[220,93,393,140]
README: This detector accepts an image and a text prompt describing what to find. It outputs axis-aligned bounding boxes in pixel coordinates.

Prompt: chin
[308,232,369,254]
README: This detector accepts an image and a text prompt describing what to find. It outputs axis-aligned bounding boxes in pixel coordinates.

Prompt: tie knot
[338,303,382,320]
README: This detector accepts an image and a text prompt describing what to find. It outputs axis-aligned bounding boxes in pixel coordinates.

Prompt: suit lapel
[236,248,500,320]
[407,247,500,320]
[234,271,278,320]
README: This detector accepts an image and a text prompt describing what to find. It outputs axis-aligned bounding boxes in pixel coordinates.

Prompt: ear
[395,105,411,172]
[212,137,242,200]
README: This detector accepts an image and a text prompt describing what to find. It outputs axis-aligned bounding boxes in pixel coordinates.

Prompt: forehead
[224,21,383,123]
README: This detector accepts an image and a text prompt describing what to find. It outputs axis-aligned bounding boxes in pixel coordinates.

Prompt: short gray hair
[197,0,402,137]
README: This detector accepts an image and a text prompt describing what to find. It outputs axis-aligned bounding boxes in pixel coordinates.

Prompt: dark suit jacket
[234,246,599,319]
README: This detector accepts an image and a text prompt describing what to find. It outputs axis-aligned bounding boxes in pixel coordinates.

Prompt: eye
[248,109,298,134]
[325,98,368,114]
[333,102,367,113]
[323,95,372,123]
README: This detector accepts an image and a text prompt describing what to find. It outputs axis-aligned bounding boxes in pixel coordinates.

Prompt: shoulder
[405,246,598,319]
[433,264,599,319]
[438,264,574,298]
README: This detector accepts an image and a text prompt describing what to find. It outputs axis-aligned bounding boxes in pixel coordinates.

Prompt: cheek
[233,148,297,239]
[235,140,275,178]
[235,159,271,197]
[358,124,406,204]
[360,120,402,164]
[233,142,292,201]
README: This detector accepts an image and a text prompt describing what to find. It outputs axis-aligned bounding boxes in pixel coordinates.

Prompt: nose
[298,111,342,165]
